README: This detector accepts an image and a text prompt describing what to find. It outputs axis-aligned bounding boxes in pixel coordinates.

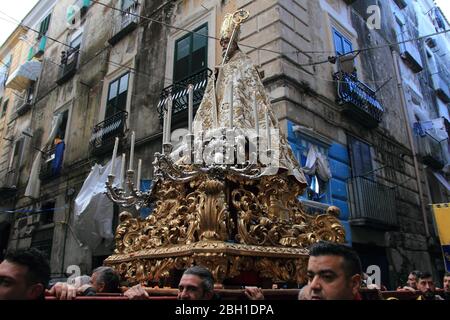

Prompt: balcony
[29,36,47,59]
[0,170,18,198]
[40,145,64,181]
[56,48,79,85]
[335,72,384,128]
[416,133,446,170]
[108,1,140,46]
[5,60,41,91]
[432,74,450,102]
[348,176,397,229]
[89,110,128,156]
[400,40,423,73]
[157,68,212,121]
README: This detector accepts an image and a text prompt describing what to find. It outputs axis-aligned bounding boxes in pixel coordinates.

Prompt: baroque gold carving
[107,171,345,285]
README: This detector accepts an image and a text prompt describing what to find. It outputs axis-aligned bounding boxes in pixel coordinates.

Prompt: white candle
[120,153,126,188]
[136,159,142,189]
[265,110,271,151]
[212,93,218,128]
[166,95,173,143]
[162,108,168,150]
[110,137,119,175]
[188,84,194,134]
[129,131,135,171]
[253,92,259,137]
[229,78,234,128]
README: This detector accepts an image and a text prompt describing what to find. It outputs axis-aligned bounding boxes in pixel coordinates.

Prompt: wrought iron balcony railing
[89,110,128,156]
[157,68,212,119]
[416,133,446,170]
[348,176,397,229]
[56,48,79,85]
[335,72,384,128]
[108,1,140,45]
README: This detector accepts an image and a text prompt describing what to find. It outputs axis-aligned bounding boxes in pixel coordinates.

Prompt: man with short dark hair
[443,272,450,300]
[177,266,215,300]
[416,271,444,300]
[397,270,420,292]
[307,241,362,300]
[0,248,50,300]
[124,266,216,300]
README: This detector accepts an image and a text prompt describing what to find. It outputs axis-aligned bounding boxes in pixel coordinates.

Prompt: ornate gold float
[104,9,345,286]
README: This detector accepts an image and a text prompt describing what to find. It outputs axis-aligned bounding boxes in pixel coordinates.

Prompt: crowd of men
[1,243,449,301]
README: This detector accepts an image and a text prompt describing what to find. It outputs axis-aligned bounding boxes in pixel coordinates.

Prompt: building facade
[0,0,448,288]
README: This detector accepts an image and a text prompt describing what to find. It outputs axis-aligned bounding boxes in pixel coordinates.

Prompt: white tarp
[25,114,63,199]
[74,157,123,250]
[303,145,332,182]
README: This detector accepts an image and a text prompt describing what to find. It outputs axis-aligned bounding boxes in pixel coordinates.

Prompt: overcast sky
[0,0,449,48]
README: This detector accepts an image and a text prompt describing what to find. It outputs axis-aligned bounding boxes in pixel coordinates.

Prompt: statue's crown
[220,13,237,41]
[220,10,250,41]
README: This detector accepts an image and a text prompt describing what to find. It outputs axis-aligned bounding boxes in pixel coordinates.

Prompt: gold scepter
[220,9,250,67]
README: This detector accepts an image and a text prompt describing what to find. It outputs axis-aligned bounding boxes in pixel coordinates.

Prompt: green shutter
[28,47,34,61]
[173,23,208,82]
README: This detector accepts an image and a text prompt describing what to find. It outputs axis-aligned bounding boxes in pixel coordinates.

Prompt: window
[31,227,53,260]
[26,83,35,104]
[333,28,353,56]
[40,201,55,225]
[1,99,9,118]
[41,111,68,179]
[60,30,82,77]
[173,24,208,82]
[8,137,25,180]
[56,110,69,140]
[38,14,51,38]
[348,136,373,179]
[70,32,82,50]
[106,72,129,119]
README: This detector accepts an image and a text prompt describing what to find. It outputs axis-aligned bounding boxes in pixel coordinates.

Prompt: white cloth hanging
[73,157,123,250]
[302,145,332,182]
